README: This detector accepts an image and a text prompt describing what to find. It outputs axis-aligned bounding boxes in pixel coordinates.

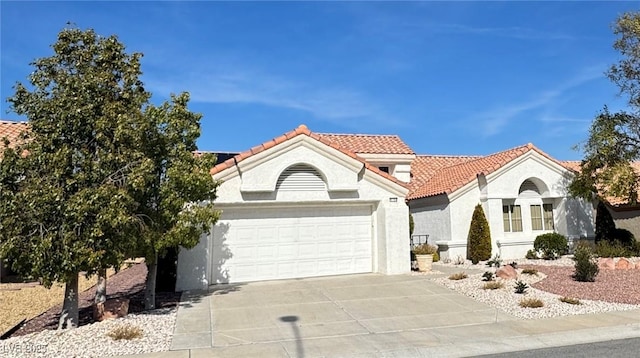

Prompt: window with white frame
[530,204,554,231]
[543,203,554,230]
[502,204,523,232]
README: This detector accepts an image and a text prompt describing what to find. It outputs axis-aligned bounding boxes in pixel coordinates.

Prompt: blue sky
[2,2,639,160]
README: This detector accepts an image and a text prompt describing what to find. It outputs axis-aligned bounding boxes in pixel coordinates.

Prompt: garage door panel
[317,242,335,256]
[213,205,373,283]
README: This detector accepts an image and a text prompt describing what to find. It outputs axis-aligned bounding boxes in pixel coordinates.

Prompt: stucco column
[485,198,505,256]
[379,202,410,274]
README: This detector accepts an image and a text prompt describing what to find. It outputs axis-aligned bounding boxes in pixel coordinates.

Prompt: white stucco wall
[357,153,415,183]
[409,195,451,246]
[176,136,410,290]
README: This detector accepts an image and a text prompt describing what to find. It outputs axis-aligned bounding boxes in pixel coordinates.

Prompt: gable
[212,128,409,199]
[461,151,573,201]
[408,143,574,201]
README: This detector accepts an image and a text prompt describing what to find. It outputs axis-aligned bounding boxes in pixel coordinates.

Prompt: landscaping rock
[616,258,633,270]
[93,298,130,321]
[496,265,517,279]
[598,258,615,270]
[636,262,640,270]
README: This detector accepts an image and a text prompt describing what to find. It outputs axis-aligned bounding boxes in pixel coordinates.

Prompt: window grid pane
[511,205,523,232]
[531,205,543,230]
[543,204,554,230]
[502,205,511,232]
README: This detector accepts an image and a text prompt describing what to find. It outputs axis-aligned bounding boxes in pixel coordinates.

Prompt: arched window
[276,164,326,191]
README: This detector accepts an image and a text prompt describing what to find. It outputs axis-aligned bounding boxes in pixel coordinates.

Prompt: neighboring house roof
[316,133,414,155]
[407,143,569,200]
[560,160,581,172]
[0,120,28,149]
[563,160,640,208]
[210,124,410,188]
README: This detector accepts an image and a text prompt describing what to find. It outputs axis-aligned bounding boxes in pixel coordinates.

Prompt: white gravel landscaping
[430,258,640,319]
[0,307,176,358]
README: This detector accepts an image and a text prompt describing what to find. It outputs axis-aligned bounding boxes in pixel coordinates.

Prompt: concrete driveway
[164,270,640,358]
[171,272,518,357]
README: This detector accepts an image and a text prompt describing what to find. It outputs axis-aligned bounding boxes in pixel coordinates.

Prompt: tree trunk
[94,268,107,304]
[58,273,79,329]
[144,252,157,310]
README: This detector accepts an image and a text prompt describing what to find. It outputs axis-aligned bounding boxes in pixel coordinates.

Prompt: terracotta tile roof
[407,143,568,200]
[316,133,414,154]
[0,120,28,149]
[210,124,409,189]
[408,154,479,196]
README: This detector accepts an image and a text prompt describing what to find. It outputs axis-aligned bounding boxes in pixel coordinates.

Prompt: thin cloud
[475,67,604,137]
[429,23,576,41]
[145,63,402,128]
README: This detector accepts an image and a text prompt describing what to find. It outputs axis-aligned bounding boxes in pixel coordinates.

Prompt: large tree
[133,93,220,310]
[570,12,640,204]
[0,27,220,327]
[1,27,149,328]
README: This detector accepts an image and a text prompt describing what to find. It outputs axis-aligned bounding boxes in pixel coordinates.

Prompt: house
[408,144,595,261]
[175,126,601,289]
[0,120,28,282]
[176,125,412,290]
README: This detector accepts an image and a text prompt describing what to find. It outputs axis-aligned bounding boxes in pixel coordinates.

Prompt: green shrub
[519,298,544,308]
[467,204,492,263]
[514,280,529,294]
[486,254,502,268]
[482,271,495,281]
[448,272,468,280]
[559,296,582,305]
[533,233,568,260]
[482,281,504,290]
[573,243,599,282]
[595,240,634,258]
[595,201,616,244]
[525,249,539,260]
[521,268,538,276]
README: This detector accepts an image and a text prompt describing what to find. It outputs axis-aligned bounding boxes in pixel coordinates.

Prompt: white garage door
[211,205,373,283]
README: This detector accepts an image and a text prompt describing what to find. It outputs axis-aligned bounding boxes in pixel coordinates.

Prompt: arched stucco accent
[238,141,361,192]
[276,163,328,191]
[518,177,550,198]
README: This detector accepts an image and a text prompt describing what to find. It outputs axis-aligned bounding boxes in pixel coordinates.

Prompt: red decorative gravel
[526,265,640,305]
[7,263,180,338]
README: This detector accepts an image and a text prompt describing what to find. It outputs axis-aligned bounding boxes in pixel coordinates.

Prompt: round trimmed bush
[533,233,568,260]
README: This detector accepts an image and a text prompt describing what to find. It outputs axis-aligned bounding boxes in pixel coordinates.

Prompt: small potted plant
[412,243,438,272]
